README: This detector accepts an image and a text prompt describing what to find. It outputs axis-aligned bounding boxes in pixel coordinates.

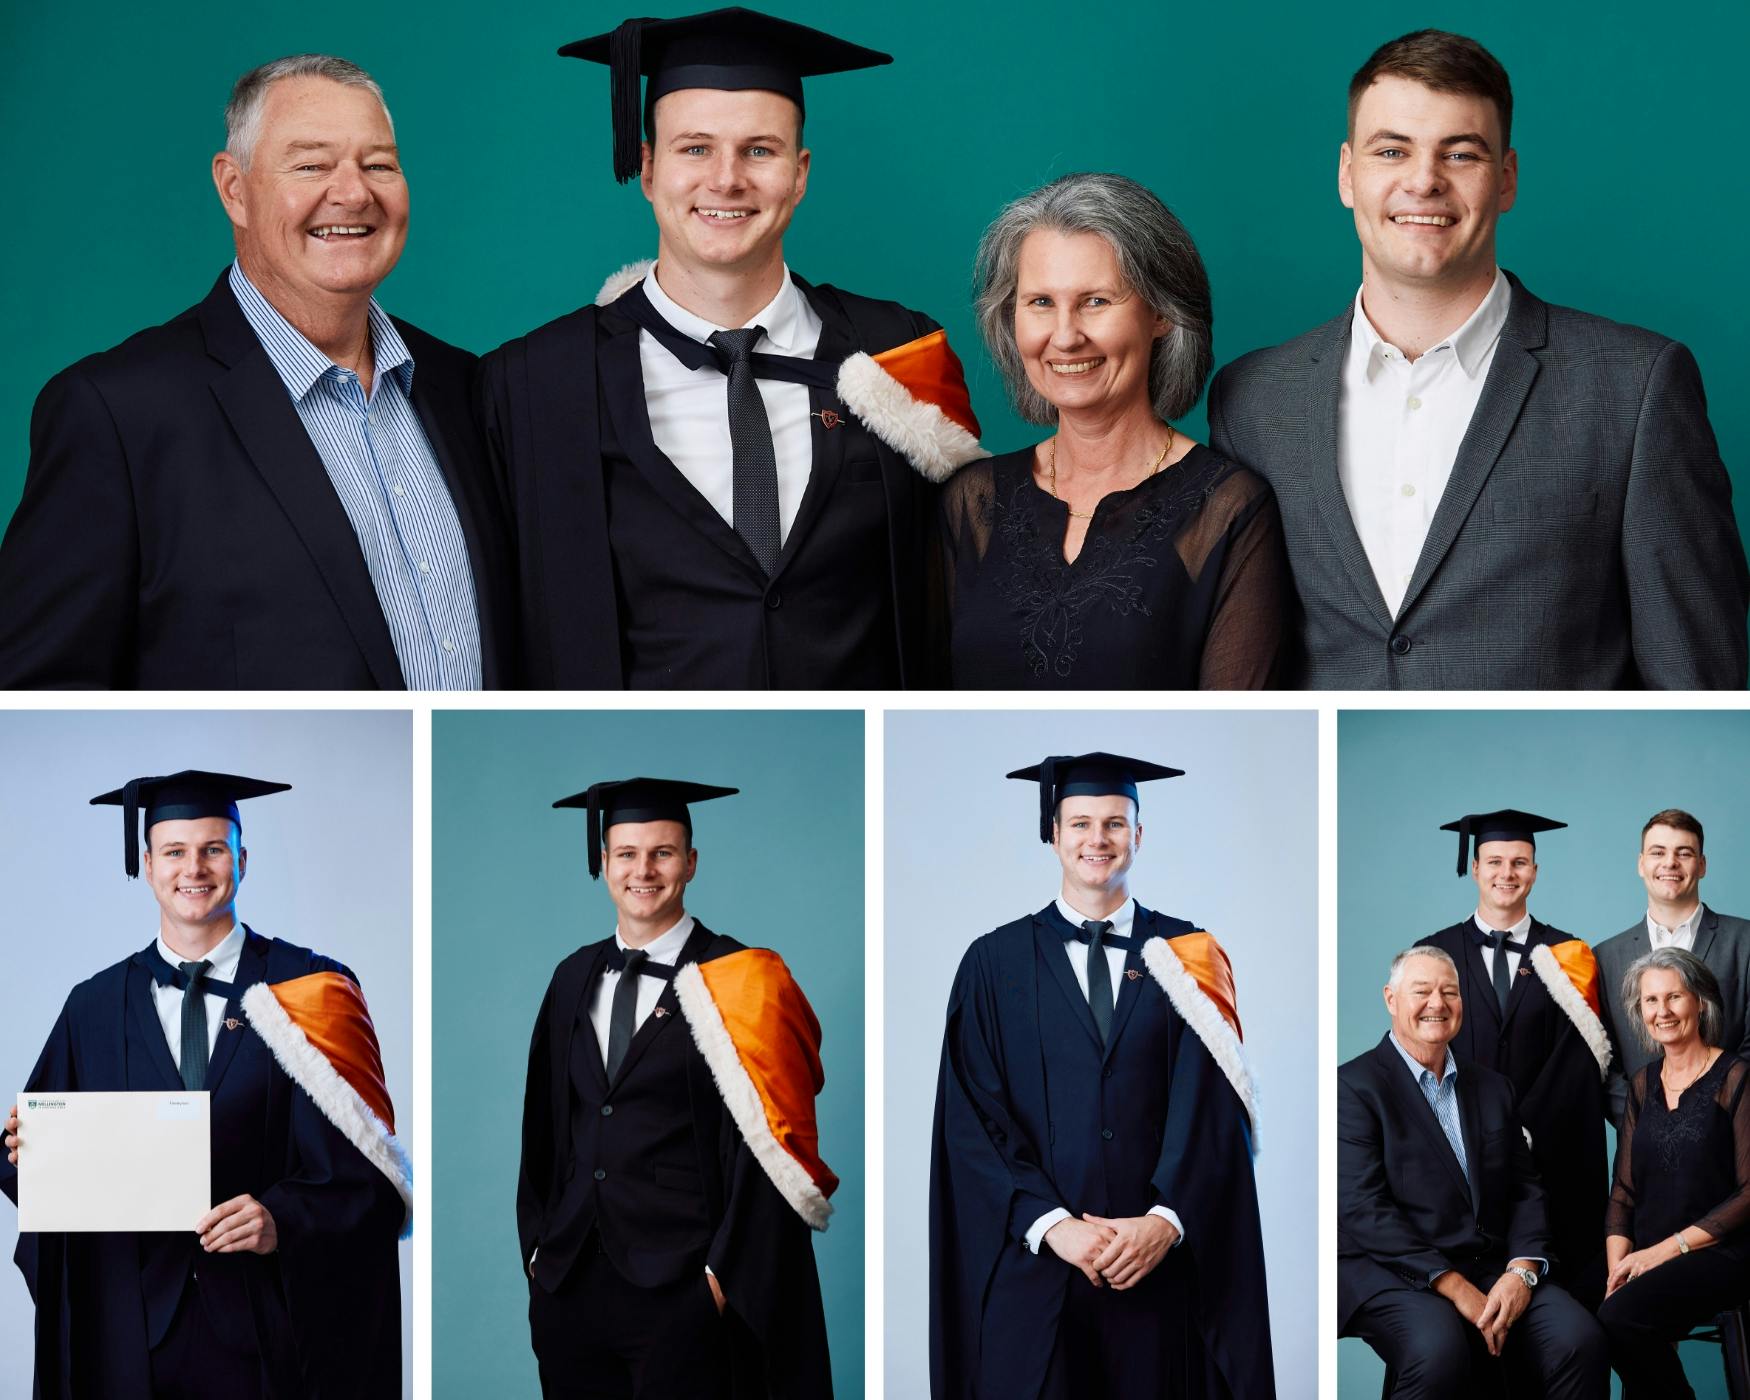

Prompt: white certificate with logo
[15,1091,210,1232]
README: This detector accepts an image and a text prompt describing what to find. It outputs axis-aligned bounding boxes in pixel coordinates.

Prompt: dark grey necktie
[178,960,212,1091]
[707,326,781,576]
[1083,921,1115,1043]
[1486,931,1517,1014]
[604,949,647,1082]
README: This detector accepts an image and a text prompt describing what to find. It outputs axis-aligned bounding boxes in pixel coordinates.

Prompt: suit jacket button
[1102,1067,1114,1079]
[1389,634,1412,655]
[765,588,782,610]
[1101,1128,1114,1140]
[600,1104,613,1117]
[593,1168,607,1181]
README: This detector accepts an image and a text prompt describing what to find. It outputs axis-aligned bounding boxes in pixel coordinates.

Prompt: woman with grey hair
[1598,946,1750,1396]
[939,173,1288,688]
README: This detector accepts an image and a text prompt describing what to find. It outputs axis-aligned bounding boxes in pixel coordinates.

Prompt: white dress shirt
[586,914,696,1066]
[1472,910,1532,982]
[150,922,247,1069]
[1338,269,1512,617]
[1648,902,1706,951]
[1024,895,1184,1255]
[640,265,822,546]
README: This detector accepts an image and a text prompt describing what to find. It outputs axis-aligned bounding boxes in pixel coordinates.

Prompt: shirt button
[418,561,431,576]
[1401,483,1416,497]
[1407,396,1423,410]
[442,639,456,653]
[393,485,406,498]
[1101,1128,1115,1141]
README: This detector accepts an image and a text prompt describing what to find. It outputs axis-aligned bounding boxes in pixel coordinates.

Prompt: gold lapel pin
[223,1017,242,1030]
[1125,969,1142,981]
[652,1007,670,1019]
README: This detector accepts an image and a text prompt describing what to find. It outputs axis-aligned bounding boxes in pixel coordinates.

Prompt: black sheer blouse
[1606,1053,1750,1254]
[938,444,1288,689]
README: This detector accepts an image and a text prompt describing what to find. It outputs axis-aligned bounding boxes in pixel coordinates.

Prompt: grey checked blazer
[1207,272,1748,688]
[1593,905,1750,1122]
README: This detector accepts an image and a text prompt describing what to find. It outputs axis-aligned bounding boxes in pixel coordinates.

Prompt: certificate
[15,1090,210,1232]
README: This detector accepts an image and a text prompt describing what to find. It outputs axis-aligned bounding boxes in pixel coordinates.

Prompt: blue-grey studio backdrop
[431,709,864,1397]
[1338,708,1750,1400]
[0,709,414,1399]
[884,709,1317,1396]
[4,0,1749,559]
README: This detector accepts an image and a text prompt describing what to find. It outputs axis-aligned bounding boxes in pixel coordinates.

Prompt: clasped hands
[1436,1261,1536,1356]
[1605,1236,1683,1298]
[1045,1212,1178,1290]
[7,1101,275,1256]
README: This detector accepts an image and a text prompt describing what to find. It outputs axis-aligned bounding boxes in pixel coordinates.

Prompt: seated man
[1338,946,1606,1398]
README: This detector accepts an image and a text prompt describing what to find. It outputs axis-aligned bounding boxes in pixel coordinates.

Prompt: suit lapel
[1456,923,1502,1037]
[1102,905,1151,1063]
[126,953,183,1091]
[1033,912,1103,1053]
[564,942,613,1104]
[204,930,268,1095]
[1399,276,1548,618]
[611,923,713,1089]
[1693,908,1719,965]
[1375,1036,1471,1205]
[774,296,851,574]
[1457,1061,1486,1217]
[1500,922,1548,1031]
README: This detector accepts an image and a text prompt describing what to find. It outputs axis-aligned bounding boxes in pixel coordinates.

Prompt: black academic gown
[1418,919,1607,1306]
[478,277,945,689]
[929,904,1273,1400]
[518,922,830,1398]
[0,929,403,1399]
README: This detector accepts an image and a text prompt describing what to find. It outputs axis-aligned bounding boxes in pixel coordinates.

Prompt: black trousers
[529,1241,730,1400]
[1597,1247,1750,1399]
[1347,1278,1608,1400]
[148,1274,264,1400]
[1035,1252,1214,1398]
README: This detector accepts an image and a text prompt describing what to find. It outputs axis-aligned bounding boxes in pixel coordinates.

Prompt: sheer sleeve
[1174,466,1290,690]
[931,459,997,683]
[1605,1066,1642,1239]
[1695,1056,1750,1241]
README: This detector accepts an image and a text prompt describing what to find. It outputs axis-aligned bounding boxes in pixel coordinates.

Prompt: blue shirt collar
[227,260,414,401]
[1389,1030,1458,1087]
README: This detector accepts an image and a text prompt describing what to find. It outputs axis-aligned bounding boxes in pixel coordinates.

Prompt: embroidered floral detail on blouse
[1647,1056,1728,1175]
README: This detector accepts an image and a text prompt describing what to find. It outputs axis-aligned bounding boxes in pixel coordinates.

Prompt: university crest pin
[811,409,843,430]
[1125,969,1142,981]
[224,1017,242,1030]
[653,1007,670,1019]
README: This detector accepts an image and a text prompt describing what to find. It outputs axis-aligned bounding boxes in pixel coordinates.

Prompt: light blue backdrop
[1338,708,1750,1400]
[0,709,414,1398]
[430,709,864,1397]
[883,708,1318,1396]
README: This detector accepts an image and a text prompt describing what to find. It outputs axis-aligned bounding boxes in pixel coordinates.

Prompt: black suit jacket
[1338,1033,1551,1331]
[0,271,515,689]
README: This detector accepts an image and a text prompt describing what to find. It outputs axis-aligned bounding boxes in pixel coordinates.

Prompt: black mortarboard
[1440,809,1567,876]
[89,770,292,879]
[559,7,893,182]
[1006,752,1185,843]
[554,777,740,879]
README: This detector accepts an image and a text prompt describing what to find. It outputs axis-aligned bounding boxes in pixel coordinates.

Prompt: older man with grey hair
[0,54,513,690]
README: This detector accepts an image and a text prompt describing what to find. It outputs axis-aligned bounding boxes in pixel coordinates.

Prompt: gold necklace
[1046,424,1176,520]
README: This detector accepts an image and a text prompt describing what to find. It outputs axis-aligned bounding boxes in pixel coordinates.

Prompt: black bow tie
[140,945,239,998]
[613,284,839,390]
[1065,922,1137,951]
[1473,927,1522,952]
[603,944,677,980]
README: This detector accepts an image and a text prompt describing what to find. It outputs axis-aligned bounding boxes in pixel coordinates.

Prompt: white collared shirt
[150,923,247,1069]
[586,914,696,1067]
[1649,902,1706,951]
[1338,269,1512,617]
[640,265,822,545]
[1025,893,1183,1254]
[1472,909,1532,982]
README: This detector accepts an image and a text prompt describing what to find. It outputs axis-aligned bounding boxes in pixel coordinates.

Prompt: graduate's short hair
[225,55,395,172]
[974,172,1213,426]
[1641,808,1705,853]
[1621,947,1724,1052]
[1348,30,1513,149]
[1386,945,1458,992]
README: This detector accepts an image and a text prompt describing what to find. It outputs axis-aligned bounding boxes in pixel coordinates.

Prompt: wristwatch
[1508,1265,1539,1290]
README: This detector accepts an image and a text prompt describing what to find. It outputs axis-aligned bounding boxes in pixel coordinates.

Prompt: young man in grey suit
[1207,29,1747,690]
[1594,809,1750,1123]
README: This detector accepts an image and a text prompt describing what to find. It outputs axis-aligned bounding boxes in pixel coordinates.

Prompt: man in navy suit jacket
[1339,945,1606,1398]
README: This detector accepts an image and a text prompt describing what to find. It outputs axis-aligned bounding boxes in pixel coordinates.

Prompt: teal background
[3,0,1748,538]
[431,710,863,1397]
[1339,709,1750,1399]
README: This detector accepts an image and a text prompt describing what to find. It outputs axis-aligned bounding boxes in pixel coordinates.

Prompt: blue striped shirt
[228,262,482,689]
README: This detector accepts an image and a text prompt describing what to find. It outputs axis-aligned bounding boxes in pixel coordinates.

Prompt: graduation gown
[929,904,1273,1400]
[478,267,981,690]
[0,930,406,1399]
[518,921,836,1398]
[1417,919,1610,1305]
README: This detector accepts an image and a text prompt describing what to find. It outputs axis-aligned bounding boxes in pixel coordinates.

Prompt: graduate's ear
[683,845,699,883]
[237,845,247,882]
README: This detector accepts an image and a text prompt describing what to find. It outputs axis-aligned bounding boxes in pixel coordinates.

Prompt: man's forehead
[1644,824,1701,849]
[606,818,690,846]
[1353,75,1502,140]
[1400,956,1457,984]
[258,76,392,136]
[1058,794,1136,818]
[1476,839,1535,859]
[651,87,801,134]
[150,816,238,845]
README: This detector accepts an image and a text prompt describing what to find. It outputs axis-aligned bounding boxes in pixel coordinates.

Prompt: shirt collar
[1473,909,1532,941]
[227,260,414,401]
[1349,267,1511,380]
[642,262,805,353]
[614,912,696,966]
[158,921,247,983]
[1055,894,1135,943]
[1649,901,1707,942]
[1389,1030,1458,1087]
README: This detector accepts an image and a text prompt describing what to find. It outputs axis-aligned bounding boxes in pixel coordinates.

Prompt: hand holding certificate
[13,1090,210,1232]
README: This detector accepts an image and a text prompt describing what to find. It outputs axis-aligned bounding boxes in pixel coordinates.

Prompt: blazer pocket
[1489,489,1598,523]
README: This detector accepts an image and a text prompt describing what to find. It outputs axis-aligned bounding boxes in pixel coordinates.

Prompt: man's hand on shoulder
[1084,1212,1178,1290]
[1043,1217,1117,1286]
[197,1194,278,1255]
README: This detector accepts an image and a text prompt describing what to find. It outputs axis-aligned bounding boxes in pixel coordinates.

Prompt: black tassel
[587,786,604,879]
[123,776,142,879]
[609,18,650,184]
[1038,756,1068,843]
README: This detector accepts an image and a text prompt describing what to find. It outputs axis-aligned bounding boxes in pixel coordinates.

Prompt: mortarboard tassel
[609,18,649,184]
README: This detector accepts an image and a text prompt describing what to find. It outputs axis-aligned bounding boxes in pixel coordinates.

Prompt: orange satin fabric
[870,330,982,439]
[696,950,838,1199]
[1548,939,1603,1018]
[1167,932,1243,1042]
[267,972,397,1131]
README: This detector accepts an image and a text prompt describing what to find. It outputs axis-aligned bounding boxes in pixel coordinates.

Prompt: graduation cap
[1006,752,1185,843]
[1441,809,1567,876]
[554,777,740,878]
[89,770,292,879]
[559,6,893,182]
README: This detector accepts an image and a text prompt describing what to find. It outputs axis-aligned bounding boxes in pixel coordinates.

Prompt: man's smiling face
[143,817,245,938]
[1472,840,1537,923]
[1052,794,1140,901]
[603,819,697,934]
[1386,953,1463,1054]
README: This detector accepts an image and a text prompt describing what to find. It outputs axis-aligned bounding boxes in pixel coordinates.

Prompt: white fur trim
[1529,943,1612,1080]
[1140,937,1261,1154]
[672,962,833,1231]
[595,259,656,307]
[836,351,988,483]
[241,982,413,1237]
